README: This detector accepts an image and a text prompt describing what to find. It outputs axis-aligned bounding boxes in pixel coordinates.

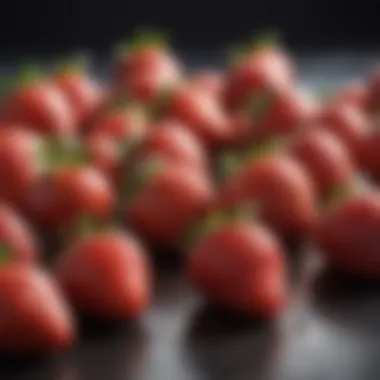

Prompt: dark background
[0,0,379,55]
[2,2,380,380]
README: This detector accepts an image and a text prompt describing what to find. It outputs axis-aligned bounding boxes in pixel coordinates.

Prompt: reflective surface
[1,55,380,380]
[1,248,380,380]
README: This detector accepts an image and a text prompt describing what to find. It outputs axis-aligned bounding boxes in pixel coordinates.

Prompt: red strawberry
[314,191,380,279]
[0,263,75,354]
[366,67,380,114]
[1,68,75,138]
[359,130,380,182]
[189,70,224,99]
[54,60,104,127]
[28,165,114,231]
[0,204,37,263]
[318,103,369,165]
[56,231,151,319]
[247,88,318,144]
[329,82,368,111]
[290,128,357,199]
[90,103,146,140]
[224,37,294,111]
[114,31,182,104]
[126,159,214,248]
[187,220,287,318]
[137,119,208,170]
[85,104,147,183]
[164,84,231,150]
[0,128,42,209]
[216,154,318,241]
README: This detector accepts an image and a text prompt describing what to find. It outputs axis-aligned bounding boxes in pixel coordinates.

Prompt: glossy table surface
[1,52,380,380]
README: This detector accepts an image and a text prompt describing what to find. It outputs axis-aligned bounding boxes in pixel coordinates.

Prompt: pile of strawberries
[1,30,380,355]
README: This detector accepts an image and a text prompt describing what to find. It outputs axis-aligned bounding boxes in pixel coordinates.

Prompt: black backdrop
[0,0,379,54]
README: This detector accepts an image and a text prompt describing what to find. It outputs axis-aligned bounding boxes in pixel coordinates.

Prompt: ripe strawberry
[114,30,182,104]
[1,67,75,138]
[187,220,287,318]
[125,159,214,248]
[56,231,151,319]
[0,263,75,354]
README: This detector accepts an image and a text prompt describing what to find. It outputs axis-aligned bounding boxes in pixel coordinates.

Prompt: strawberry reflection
[185,304,283,380]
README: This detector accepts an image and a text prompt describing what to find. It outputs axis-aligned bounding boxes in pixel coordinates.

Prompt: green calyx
[322,181,358,210]
[185,203,260,248]
[121,155,161,204]
[149,85,174,120]
[39,138,89,172]
[107,94,147,121]
[54,53,89,76]
[228,29,281,65]
[218,137,286,180]
[218,151,243,180]
[0,64,43,99]
[246,136,287,161]
[65,215,113,245]
[117,135,140,160]
[246,90,274,124]
[116,27,169,58]
[0,242,11,265]
[110,93,134,111]
[18,64,44,87]
[76,215,107,239]
[248,30,280,52]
